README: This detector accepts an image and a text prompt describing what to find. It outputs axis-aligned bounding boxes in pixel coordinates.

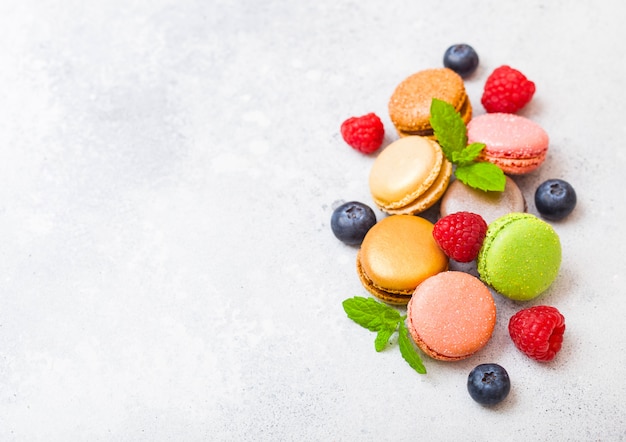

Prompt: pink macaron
[467,113,549,175]
[406,271,496,361]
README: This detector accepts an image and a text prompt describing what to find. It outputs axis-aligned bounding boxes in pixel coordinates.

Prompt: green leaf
[452,142,485,165]
[374,327,395,352]
[342,297,401,332]
[429,98,467,160]
[343,298,426,373]
[455,162,506,192]
[429,97,504,194]
[398,320,426,374]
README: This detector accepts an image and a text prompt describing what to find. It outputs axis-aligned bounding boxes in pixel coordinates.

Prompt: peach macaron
[467,113,549,175]
[406,271,496,361]
[369,136,452,215]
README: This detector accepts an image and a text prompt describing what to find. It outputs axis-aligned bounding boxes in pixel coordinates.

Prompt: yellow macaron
[357,215,449,305]
[369,136,452,215]
[388,68,472,138]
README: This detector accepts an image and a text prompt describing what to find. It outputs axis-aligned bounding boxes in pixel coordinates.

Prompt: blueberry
[443,44,479,77]
[535,179,577,221]
[467,363,511,406]
[331,201,377,245]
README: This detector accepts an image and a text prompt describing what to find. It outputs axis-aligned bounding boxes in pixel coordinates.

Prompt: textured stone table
[1,0,624,440]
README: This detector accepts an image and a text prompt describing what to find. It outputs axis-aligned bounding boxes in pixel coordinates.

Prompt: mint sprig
[398,320,426,374]
[430,98,506,192]
[342,296,426,374]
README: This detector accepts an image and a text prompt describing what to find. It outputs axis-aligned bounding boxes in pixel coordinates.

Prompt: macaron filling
[397,95,471,137]
[356,254,414,297]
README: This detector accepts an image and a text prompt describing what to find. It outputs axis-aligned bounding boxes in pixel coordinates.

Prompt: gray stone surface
[0,0,624,440]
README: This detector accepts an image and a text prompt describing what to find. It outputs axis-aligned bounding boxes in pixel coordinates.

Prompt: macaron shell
[358,215,448,304]
[477,213,561,301]
[369,136,444,211]
[467,113,548,175]
[389,68,471,136]
[356,255,412,305]
[481,152,548,175]
[406,271,496,361]
[440,176,525,224]
[383,159,452,215]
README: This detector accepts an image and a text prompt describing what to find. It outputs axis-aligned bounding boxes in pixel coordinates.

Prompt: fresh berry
[340,113,385,154]
[432,212,488,262]
[467,363,511,406]
[443,44,479,77]
[535,179,577,221]
[509,306,566,362]
[481,65,536,113]
[331,201,377,245]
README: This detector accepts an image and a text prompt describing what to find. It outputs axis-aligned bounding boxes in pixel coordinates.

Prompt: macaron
[369,136,452,215]
[467,113,549,175]
[357,215,448,305]
[389,68,472,138]
[440,176,526,224]
[477,213,561,301]
[406,271,496,361]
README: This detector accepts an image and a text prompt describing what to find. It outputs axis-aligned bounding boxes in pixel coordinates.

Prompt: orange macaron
[357,215,448,305]
[406,271,496,361]
[388,68,472,138]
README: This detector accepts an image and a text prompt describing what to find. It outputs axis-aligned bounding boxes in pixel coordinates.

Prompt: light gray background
[1,0,624,440]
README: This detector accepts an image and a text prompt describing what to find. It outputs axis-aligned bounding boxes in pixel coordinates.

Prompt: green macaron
[477,213,561,301]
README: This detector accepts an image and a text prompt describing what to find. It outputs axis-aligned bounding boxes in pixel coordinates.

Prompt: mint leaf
[343,297,427,374]
[429,98,505,192]
[452,142,485,165]
[398,320,426,374]
[430,98,467,159]
[455,162,506,192]
[374,327,395,352]
[342,296,401,332]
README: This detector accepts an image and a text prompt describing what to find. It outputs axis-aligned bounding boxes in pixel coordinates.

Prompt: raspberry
[432,212,487,262]
[340,113,384,154]
[481,65,536,113]
[508,306,566,362]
